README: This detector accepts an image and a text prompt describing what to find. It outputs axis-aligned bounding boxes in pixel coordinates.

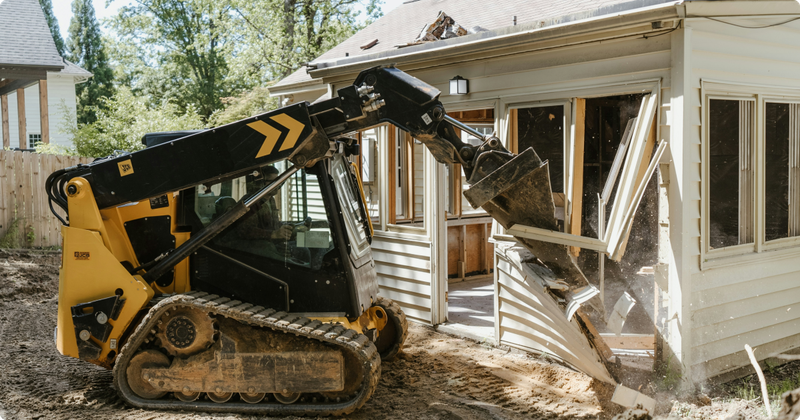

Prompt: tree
[227,0,382,85]
[36,87,204,158]
[208,87,277,126]
[39,0,66,56]
[110,0,235,119]
[67,0,115,124]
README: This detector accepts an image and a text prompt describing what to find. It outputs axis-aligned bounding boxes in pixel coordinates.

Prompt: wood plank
[12,151,24,246]
[405,131,415,220]
[447,225,460,277]
[465,223,483,274]
[37,154,51,247]
[39,80,49,144]
[16,88,25,149]
[23,151,34,247]
[1,95,8,148]
[40,154,53,246]
[569,98,586,256]
[484,223,493,274]
[599,334,655,350]
[0,151,8,240]
[510,109,518,152]
[32,153,43,247]
[576,309,614,361]
[387,125,396,225]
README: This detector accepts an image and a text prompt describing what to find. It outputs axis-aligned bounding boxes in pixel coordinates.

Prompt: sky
[53,0,407,41]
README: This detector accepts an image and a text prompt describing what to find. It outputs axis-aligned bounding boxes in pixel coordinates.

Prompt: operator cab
[177,151,377,319]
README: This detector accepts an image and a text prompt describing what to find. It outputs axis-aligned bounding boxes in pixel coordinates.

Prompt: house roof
[0,0,64,69]
[272,0,676,91]
[59,59,92,77]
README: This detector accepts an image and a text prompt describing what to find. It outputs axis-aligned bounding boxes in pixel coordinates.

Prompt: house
[271,0,800,388]
[0,0,91,150]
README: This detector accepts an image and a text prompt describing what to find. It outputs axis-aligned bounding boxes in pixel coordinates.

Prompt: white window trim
[701,79,800,269]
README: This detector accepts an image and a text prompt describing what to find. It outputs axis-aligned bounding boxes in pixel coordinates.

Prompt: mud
[0,249,784,420]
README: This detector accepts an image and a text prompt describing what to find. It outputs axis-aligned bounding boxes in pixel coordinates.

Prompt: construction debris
[397,11,468,48]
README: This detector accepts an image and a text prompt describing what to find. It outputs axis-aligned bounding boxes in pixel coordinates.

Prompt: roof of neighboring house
[58,59,92,77]
[0,0,64,69]
[272,0,676,90]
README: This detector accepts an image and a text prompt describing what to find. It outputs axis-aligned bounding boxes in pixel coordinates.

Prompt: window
[196,165,335,271]
[390,128,425,227]
[359,128,380,222]
[500,93,664,261]
[703,85,800,260]
[708,99,755,250]
[443,109,495,218]
[511,105,566,223]
[28,133,41,149]
[765,102,800,242]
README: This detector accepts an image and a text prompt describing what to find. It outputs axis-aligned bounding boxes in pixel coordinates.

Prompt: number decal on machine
[74,252,90,260]
[118,159,134,177]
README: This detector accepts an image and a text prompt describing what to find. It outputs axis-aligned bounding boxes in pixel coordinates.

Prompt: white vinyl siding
[495,246,614,383]
[691,17,800,381]
[3,72,80,149]
[372,233,433,324]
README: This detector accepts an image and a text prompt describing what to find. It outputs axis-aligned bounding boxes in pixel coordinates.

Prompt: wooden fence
[0,150,92,248]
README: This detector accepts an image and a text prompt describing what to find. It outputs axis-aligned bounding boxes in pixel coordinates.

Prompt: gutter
[308,0,683,80]
[268,77,325,96]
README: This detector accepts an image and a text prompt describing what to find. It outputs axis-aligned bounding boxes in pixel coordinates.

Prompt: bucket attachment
[464,148,604,316]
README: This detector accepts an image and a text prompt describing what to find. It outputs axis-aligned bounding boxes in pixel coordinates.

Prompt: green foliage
[653,354,683,392]
[25,226,35,246]
[227,0,383,85]
[67,0,115,124]
[39,0,66,56]
[0,215,21,249]
[109,0,236,119]
[208,87,278,126]
[36,87,204,158]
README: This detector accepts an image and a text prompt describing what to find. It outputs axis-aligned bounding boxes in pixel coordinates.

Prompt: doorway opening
[442,109,497,341]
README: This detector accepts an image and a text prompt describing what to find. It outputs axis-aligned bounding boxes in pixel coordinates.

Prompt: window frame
[701,79,800,268]
[491,84,663,261]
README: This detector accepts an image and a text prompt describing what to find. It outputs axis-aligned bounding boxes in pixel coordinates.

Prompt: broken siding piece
[496,244,615,384]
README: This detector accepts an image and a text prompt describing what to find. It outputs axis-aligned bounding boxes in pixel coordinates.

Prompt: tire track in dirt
[0,251,608,420]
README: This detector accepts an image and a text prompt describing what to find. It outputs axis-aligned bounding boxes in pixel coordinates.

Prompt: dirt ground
[0,249,795,420]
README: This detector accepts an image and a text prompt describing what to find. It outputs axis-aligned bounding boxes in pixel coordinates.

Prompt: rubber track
[375,296,408,360]
[112,291,381,416]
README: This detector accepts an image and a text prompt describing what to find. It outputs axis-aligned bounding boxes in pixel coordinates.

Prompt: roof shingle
[273,0,673,89]
[0,0,65,69]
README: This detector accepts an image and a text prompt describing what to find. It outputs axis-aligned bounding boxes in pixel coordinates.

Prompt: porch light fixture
[449,75,468,95]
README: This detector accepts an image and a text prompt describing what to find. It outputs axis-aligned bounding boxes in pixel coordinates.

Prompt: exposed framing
[494,83,663,261]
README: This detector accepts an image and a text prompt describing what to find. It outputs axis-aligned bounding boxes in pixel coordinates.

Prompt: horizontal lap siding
[45,78,78,148]
[496,250,613,383]
[689,19,800,380]
[372,234,432,324]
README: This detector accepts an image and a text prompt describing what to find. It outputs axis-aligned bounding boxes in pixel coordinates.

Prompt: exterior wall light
[449,75,468,95]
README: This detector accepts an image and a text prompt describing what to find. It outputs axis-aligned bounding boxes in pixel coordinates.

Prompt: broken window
[708,99,754,249]
[499,93,664,261]
[765,102,800,242]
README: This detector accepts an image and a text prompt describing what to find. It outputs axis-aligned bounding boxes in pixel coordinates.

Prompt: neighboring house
[272,0,800,388]
[0,0,91,150]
